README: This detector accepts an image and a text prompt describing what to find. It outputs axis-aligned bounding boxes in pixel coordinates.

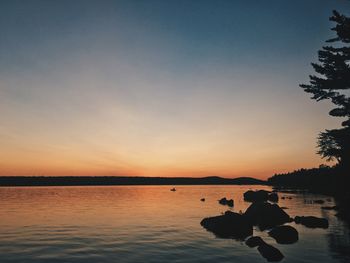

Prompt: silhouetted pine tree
[300,11,350,170]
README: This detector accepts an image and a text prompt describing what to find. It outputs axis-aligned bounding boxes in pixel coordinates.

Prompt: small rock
[218,197,234,207]
[257,240,284,262]
[200,198,205,202]
[245,236,263,248]
[226,199,234,207]
[219,197,227,205]
[294,216,329,229]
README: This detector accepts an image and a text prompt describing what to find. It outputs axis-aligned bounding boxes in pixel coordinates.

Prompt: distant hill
[0,176,266,187]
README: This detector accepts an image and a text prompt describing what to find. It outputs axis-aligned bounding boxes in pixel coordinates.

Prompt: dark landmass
[268,166,350,223]
[0,176,266,187]
[268,166,349,195]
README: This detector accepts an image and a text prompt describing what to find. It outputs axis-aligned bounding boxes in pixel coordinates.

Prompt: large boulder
[200,211,253,239]
[257,241,284,262]
[294,216,329,229]
[244,190,270,202]
[244,202,292,230]
[268,225,299,244]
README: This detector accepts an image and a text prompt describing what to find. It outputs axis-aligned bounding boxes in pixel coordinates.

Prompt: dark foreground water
[0,185,349,263]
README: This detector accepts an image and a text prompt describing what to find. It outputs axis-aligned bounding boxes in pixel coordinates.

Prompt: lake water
[0,185,349,263]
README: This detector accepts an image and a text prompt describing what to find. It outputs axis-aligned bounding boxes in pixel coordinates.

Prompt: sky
[0,0,349,179]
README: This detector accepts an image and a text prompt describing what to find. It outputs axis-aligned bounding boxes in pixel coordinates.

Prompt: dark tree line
[300,11,350,171]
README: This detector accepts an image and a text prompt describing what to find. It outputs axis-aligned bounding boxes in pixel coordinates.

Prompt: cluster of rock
[244,190,279,203]
[246,236,284,262]
[200,190,330,262]
[218,197,234,207]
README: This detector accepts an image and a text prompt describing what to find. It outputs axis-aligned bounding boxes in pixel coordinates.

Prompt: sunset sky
[1,0,349,179]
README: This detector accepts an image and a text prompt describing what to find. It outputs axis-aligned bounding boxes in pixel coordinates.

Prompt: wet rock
[200,198,205,202]
[245,236,263,248]
[294,216,329,229]
[268,225,299,244]
[218,197,234,207]
[257,241,284,262]
[244,202,292,230]
[268,192,279,202]
[200,211,253,239]
[244,190,270,202]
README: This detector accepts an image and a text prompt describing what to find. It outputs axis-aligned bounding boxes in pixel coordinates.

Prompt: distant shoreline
[0,176,266,187]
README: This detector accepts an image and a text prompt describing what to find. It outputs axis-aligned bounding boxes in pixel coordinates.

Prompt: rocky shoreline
[200,190,329,262]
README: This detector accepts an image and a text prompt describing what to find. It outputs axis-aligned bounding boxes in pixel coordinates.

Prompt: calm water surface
[0,185,349,263]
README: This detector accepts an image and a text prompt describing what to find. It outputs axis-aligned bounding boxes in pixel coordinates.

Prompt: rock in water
[243,190,270,202]
[257,241,284,262]
[294,216,329,229]
[268,192,279,202]
[245,236,263,248]
[268,225,299,244]
[244,202,292,230]
[218,197,234,207]
[226,199,234,207]
[246,236,284,262]
[219,197,227,205]
[200,211,253,239]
